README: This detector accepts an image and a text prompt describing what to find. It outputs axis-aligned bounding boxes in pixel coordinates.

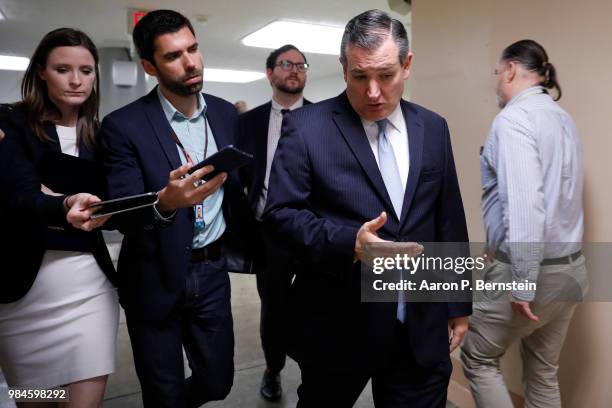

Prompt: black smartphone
[88,192,159,219]
[188,145,253,181]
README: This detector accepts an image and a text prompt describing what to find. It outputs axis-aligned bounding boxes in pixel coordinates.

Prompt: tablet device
[88,192,159,219]
[188,145,253,181]
[40,151,105,197]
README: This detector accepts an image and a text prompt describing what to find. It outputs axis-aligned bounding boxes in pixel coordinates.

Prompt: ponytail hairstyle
[20,28,100,146]
[501,39,562,101]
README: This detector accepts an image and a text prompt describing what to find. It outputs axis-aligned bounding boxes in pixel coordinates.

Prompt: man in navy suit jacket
[237,44,311,401]
[99,10,252,407]
[264,10,471,407]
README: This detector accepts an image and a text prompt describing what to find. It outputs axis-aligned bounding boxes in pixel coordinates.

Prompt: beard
[273,75,305,95]
[276,83,304,94]
[158,69,203,96]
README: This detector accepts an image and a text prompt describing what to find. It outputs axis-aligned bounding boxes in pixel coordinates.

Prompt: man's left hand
[511,299,539,322]
[448,316,469,352]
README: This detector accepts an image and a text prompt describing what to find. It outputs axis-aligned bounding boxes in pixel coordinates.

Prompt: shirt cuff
[510,260,539,302]
[512,285,536,302]
[152,203,176,226]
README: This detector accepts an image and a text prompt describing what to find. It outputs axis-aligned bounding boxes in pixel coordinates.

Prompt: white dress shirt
[56,125,78,156]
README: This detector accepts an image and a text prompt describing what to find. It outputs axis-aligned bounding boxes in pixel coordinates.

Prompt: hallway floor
[103,272,457,407]
[103,272,379,407]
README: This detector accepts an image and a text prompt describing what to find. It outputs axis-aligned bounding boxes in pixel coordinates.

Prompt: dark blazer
[237,99,312,275]
[0,108,116,303]
[263,92,472,374]
[99,87,253,320]
[237,99,311,210]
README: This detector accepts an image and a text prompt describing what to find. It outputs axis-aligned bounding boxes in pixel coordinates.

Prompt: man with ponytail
[461,39,587,407]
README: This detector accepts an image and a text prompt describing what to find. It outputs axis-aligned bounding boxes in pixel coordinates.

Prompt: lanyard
[168,115,209,166]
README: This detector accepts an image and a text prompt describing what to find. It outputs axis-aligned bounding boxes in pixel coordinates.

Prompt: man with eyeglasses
[237,44,311,401]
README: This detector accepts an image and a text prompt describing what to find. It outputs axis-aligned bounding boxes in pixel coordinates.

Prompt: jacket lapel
[399,100,424,224]
[204,95,243,191]
[204,96,230,149]
[77,128,96,161]
[254,103,272,192]
[143,88,182,170]
[332,93,396,218]
[43,123,62,154]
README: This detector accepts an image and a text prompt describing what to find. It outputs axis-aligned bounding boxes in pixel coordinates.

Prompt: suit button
[185,246,191,254]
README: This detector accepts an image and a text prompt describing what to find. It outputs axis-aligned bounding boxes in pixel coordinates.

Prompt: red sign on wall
[132,10,147,27]
[127,9,148,33]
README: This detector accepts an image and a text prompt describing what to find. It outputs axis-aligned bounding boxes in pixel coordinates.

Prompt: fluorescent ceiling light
[0,8,5,20]
[242,20,344,55]
[0,55,29,71]
[203,68,265,83]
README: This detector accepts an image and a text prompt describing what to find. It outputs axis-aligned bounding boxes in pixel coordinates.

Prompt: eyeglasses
[276,60,309,73]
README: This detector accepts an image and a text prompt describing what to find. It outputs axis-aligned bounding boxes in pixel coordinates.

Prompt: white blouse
[55,125,78,157]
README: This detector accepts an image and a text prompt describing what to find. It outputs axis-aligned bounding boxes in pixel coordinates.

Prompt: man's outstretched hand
[355,212,388,262]
[355,211,423,263]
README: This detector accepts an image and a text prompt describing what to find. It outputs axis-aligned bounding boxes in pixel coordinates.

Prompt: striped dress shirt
[481,86,584,301]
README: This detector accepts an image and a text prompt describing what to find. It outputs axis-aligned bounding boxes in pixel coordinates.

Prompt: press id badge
[194,203,205,230]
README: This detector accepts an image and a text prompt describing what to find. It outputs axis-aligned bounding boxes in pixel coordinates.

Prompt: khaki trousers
[461,256,587,408]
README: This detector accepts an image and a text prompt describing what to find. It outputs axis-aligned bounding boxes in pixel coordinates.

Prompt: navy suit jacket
[263,92,471,373]
[99,88,253,320]
[0,107,116,303]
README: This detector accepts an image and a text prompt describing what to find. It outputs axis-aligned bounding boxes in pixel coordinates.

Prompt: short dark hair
[132,9,195,65]
[501,39,562,100]
[265,44,307,71]
[340,9,409,65]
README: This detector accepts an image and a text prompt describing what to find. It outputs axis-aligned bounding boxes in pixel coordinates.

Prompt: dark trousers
[256,232,296,374]
[296,322,452,408]
[125,256,234,407]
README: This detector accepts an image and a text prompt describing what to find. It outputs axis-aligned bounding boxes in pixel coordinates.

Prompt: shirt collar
[360,102,404,132]
[157,86,207,122]
[271,97,304,112]
[506,85,546,107]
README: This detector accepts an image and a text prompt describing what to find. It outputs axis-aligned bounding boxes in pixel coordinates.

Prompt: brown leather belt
[495,250,582,266]
[190,240,223,262]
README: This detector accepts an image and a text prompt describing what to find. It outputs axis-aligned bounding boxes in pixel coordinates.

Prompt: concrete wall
[0,70,21,104]
[410,0,612,406]
[97,48,151,118]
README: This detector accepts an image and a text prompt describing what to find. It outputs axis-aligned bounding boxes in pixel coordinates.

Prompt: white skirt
[0,250,119,388]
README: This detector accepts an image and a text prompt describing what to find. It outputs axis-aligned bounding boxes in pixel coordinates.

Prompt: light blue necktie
[377,119,407,323]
